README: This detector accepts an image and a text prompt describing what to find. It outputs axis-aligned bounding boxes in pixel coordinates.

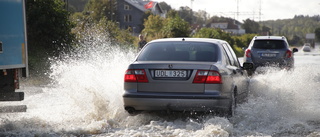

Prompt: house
[210,21,245,35]
[210,22,228,29]
[116,0,165,35]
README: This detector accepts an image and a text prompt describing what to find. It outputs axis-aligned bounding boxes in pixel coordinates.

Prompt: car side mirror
[292,48,298,53]
[243,62,254,70]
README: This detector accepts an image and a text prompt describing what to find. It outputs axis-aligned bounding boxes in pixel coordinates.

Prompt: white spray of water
[0,25,138,135]
[233,61,320,136]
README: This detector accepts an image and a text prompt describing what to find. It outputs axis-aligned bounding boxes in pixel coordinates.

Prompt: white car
[302,45,311,52]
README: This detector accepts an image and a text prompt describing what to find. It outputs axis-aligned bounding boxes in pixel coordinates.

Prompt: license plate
[261,53,277,57]
[155,70,187,77]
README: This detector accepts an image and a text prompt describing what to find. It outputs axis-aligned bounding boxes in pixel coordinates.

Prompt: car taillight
[245,49,251,58]
[193,70,222,84]
[285,50,292,58]
[124,69,149,83]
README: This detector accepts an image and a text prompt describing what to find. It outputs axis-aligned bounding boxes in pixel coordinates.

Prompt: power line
[259,0,262,22]
[191,0,194,24]
[213,0,261,22]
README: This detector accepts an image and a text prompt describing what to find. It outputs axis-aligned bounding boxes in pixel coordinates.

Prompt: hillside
[260,15,320,46]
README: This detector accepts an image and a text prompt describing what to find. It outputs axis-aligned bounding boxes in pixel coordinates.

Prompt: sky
[153,0,320,22]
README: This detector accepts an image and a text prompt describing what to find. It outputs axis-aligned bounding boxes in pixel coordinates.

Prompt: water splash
[0,24,137,135]
[233,62,320,136]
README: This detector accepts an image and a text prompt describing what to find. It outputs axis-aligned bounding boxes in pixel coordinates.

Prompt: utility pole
[191,0,194,24]
[236,0,240,35]
[259,0,262,22]
[191,0,194,9]
[236,0,239,21]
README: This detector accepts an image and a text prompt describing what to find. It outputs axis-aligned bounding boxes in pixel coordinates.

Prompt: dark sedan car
[123,38,252,117]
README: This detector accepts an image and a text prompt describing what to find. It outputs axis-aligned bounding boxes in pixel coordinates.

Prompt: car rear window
[137,41,219,62]
[253,40,286,49]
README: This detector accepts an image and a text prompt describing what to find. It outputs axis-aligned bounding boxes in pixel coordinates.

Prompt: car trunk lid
[131,61,217,93]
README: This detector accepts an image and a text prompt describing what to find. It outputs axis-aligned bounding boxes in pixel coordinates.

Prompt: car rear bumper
[123,93,231,111]
[244,58,294,69]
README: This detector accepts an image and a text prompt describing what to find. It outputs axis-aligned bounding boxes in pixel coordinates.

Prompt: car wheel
[226,89,236,118]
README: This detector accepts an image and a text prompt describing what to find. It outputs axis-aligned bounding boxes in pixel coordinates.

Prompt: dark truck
[0,0,28,107]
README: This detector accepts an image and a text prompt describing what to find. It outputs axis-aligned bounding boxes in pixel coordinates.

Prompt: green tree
[242,19,260,34]
[103,19,135,46]
[142,15,165,39]
[178,6,193,24]
[193,28,232,42]
[84,0,116,22]
[26,0,75,75]
[166,10,179,18]
[233,34,256,48]
[142,13,190,40]
[193,10,208,25]
[261,25,272,35]
[26,0,75,55]
[162,15,191,38]
[193,28,219,38]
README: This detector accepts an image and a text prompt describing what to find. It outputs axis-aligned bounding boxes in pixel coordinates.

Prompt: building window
[124,15,132,22]
[124,4,131,10]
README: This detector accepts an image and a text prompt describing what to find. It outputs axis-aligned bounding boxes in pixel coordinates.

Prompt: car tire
[226,89,236,118]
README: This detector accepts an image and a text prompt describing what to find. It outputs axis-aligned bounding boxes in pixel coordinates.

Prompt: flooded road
[1,37,320,136]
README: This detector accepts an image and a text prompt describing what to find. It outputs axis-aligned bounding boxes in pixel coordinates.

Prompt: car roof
[148,38,227,45]
[253,36,287,40]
